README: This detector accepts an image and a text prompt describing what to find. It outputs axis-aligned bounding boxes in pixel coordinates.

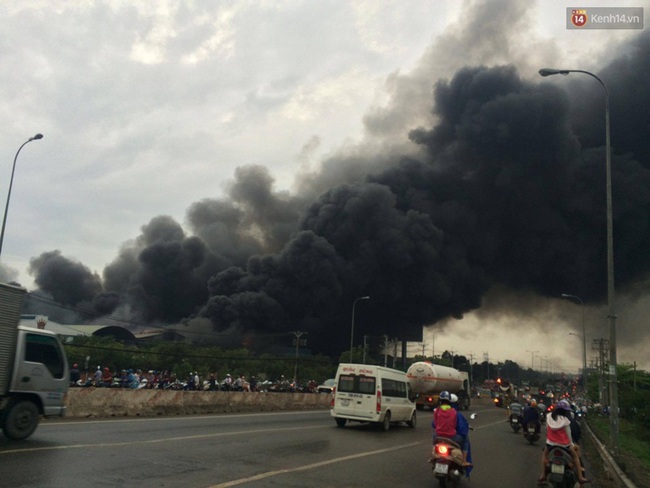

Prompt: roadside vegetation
[586,363,650,485]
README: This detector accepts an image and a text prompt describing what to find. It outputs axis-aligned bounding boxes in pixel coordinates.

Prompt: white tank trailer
[406,361,470,410]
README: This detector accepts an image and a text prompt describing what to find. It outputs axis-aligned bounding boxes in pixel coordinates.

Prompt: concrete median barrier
[65,388,332,418]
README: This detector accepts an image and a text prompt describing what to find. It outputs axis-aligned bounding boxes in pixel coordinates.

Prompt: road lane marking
[206,441,423,487]
[0,425,329,455]
[41,409,330,427]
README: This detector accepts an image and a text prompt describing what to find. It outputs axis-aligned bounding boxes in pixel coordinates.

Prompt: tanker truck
[406,361,470,410]
[0,282,69,440]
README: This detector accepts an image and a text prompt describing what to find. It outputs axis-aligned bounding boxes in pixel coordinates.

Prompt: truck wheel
[2,400,39,440]
[335,418,347,428]
[381,411,391,431]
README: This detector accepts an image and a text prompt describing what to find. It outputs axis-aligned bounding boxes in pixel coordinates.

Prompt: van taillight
[331,387,336,408]
[376,390,382,413]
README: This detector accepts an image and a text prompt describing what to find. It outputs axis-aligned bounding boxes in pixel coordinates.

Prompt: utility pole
[467,353,475,385]
[292,331,306,382]
[484,352,490,379]
[383,335,388,367]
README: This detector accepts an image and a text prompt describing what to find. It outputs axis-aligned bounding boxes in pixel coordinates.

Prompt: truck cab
[1,283,69,440]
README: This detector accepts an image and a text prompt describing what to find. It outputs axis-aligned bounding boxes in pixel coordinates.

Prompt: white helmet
[450,393,459,403]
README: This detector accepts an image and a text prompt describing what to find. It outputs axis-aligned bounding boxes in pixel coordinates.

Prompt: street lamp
[541,67,618,456]
[526,349,539,370]
[349,296,370,363]
[562,294,588,393]
[0,133,44,258]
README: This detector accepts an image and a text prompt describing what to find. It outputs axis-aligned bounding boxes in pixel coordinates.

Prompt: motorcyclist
[432,391,457,442]
[507,397,524,424]
[101,367,113,388]
[538,399,589,485]
[432,392,471,468]
[523,399,541,434]
[450,393,473,469]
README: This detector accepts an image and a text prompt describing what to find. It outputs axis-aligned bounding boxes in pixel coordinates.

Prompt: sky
[1,0,649,373]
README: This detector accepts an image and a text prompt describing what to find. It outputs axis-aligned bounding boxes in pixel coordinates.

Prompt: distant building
[19,315,136,343]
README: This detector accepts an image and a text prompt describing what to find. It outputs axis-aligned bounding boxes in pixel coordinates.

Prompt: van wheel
[2,400,39,440]
[335,418,347,428]
[407,411,417,428]
[381,411,391,431]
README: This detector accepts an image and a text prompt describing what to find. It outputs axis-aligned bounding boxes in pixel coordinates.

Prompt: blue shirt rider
[450,393,473,473]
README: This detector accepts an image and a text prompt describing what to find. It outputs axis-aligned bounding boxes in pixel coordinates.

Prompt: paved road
[0,398,546,487]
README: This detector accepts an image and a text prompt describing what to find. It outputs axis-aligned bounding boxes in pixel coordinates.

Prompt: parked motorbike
[544,446,577,488]
[508,413,522,433]
[523,421,540,444]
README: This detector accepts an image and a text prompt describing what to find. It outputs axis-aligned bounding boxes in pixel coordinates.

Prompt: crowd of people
[68,364,319,393]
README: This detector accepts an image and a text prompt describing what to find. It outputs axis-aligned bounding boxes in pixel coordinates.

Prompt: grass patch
[587,415,650,486]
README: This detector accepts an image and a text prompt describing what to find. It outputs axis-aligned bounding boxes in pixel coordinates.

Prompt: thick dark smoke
[24,28,650,355]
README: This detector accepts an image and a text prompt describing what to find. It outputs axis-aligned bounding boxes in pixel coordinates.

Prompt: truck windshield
[337,374,376,394]
[25,333,66,379]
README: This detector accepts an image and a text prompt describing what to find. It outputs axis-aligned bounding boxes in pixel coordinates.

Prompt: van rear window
[338,374,376,394]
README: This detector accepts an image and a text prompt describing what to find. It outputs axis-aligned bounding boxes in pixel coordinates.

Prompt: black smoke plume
[25,30,650,355]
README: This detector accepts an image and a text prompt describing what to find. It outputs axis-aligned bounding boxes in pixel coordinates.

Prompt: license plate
[340,399,349,406]
[434,463,449,474]
[551,463,565,474]
[528,427,535,433]
[512,418,518,423]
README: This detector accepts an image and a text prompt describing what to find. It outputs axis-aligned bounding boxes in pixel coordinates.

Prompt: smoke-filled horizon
[10,10,650,361]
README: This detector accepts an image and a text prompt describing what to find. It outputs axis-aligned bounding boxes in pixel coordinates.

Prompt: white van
[330,363,416,431]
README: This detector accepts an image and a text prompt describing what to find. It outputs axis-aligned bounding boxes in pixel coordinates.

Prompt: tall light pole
[349,296,369,363]
[540,67,618,456]
[526,349,539,370]
[0,133,44,258]
[562,294,588,392]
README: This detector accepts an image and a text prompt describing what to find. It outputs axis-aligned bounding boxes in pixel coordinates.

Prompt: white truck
[406,361,470,410]
[0,282,69,440]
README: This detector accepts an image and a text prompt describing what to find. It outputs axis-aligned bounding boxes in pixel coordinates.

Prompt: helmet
[556,399,571,411]
[450,393,459,403]
[531,399,537,407]
[439,391,451,401]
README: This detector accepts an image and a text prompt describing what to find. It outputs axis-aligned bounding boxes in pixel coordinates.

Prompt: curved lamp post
[562,294,588,393]
[349,296,370,363]
[0,133,44,258]
[540,67,619,456]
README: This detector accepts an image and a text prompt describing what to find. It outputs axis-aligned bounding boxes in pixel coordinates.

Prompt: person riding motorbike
[508,398,524,420]
[450,393,472,469]
[432,391,471,468]
[523,399,541,434]
[538,399,589,485]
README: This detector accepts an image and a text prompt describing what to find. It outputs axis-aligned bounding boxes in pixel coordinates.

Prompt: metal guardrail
[584,420,637,488]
